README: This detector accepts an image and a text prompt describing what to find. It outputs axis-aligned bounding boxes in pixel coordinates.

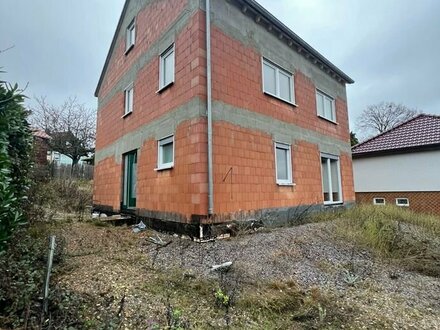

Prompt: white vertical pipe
[206,0,214,216]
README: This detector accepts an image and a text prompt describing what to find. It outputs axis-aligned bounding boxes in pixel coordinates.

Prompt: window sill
[264,91,298,107]
[277,182,296,186]
[323,201,343,206]
[155,164,174,171]
[122,111,133,119]
[156,81,174,94]
[317,115,338,125]
[125,44,134,55]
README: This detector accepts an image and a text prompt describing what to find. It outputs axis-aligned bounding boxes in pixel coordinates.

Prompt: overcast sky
[1,0,439,132]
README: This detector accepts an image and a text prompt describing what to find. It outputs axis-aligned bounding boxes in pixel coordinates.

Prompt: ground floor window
[321,153,342,204]
[396,198,409,207]
[373,197,386,205]
[123,150,137,209]
[274,142,292,185]
[157,135,174,170]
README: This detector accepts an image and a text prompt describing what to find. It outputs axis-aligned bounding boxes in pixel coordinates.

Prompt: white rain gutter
[206,0,214,216]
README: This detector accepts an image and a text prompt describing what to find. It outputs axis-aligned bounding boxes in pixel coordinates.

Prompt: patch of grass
[309,205,440,277]
[236,280,355,329]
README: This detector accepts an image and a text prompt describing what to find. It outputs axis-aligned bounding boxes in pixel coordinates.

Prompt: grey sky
[1,0,439,132]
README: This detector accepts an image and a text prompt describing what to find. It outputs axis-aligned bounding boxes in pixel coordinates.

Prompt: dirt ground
[54,220,440,329]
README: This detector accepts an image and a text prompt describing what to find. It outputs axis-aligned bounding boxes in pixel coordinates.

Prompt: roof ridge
[352,113,424,151]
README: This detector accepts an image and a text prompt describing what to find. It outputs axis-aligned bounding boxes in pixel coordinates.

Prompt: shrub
[0,81,33,251]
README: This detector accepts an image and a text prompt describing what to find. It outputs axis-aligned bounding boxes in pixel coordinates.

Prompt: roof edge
[95,0,130,98]
[352,143,440,159]
[351,113,427,153]
[239,0,354,84]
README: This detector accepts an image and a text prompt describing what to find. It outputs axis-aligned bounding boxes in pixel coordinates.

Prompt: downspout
[206,0,214,216]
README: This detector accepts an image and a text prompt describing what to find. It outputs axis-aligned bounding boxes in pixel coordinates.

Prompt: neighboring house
[352,114,440,215]
[31,128,51,165]
[94,0,355,232]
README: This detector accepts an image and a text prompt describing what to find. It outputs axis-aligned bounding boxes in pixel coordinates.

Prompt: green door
[123,151,137,209]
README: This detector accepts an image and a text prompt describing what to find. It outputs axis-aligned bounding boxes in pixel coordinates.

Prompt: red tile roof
[352,114,440,156]
[31,128,51,140]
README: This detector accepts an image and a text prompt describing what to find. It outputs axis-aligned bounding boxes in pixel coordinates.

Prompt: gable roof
[31,128,51,140]
[352,114,440,157]
[95,0,354,97]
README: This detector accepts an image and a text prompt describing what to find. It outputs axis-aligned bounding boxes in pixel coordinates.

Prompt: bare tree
[30,96,96,166]
[356,102,419,138]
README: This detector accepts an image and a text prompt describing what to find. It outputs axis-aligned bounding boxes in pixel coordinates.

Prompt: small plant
[318,303,327,323]
[215,288,230,307]
[343,269,360,286]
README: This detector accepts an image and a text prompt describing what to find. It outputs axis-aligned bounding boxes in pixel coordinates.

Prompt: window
[157,135,174,170]
[274,142,292,185]
[159,44,175,90]
[321,154,342,204]
[123,151,137,209]
[125,19,136,52]
[373,198,386,205]
[262,59,295,104]
[316,90,336,122]
[124,83,134,116]
[396,198,409,207]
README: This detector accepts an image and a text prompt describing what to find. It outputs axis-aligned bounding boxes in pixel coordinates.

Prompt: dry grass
[308,205,440,277]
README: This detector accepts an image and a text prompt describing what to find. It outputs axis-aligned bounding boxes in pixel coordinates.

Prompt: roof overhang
[352,143,440,159]
[237,0,354,85]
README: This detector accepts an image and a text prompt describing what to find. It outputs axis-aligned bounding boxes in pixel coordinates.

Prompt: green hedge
[0,81,33,251]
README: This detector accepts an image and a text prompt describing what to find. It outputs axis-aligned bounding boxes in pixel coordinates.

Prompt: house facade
[352,114,440,215]
[94,0,355,231]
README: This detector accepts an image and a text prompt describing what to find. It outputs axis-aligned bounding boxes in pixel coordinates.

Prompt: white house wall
[353,150,440,192]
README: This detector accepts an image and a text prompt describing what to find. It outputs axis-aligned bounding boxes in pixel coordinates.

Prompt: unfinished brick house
[94,0,355,233]
[352,114,440,216]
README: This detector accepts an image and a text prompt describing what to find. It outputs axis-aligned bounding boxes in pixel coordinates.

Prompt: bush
[0,81,33,251]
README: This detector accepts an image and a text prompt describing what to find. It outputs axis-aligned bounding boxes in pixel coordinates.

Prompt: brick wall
[98,0,189,99]
[211,27,350,144]
[94,4,355,222]
[356,191,440,216]
[96,11,206,150]
[33,137,49,165]
[94,118,208,220]
[93,156,122,210]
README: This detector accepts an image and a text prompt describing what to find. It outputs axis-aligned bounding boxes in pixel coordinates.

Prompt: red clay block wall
[136,119,208,220]
[96,11,207,151]
[210,27,350,144]
[93,157,122,210]
[213,122,334,216]
[98,0,188,99]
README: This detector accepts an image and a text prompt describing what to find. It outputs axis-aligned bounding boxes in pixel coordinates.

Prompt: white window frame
[274,142,293,185]
[262,58,295,105]
[396,198,409,207]
[373,197,386,205]
[316,89,336,123]
[123,83,134,116]
[159,44,175,91]
[157,135,174,170]
[125,18,136,53]
[320,153,343,205]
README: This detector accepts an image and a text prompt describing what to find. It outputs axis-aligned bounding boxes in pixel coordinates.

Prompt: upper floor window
[125,19,136,53]
[262,58,295,104]
[159,44,175,90]
[316,90,336,123]
[124,83,134,116]
[275,142,293,185]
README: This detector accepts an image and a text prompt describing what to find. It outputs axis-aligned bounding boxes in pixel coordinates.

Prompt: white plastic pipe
[206,0,214,216]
